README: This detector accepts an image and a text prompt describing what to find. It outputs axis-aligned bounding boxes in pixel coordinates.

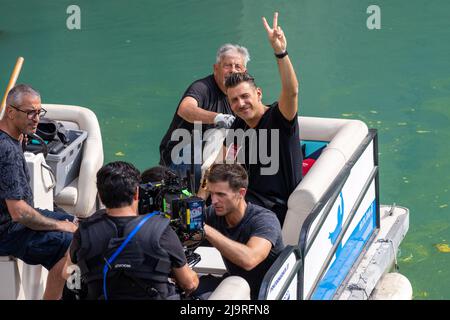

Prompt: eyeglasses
[223,63,244,72]
[9,105,47,119]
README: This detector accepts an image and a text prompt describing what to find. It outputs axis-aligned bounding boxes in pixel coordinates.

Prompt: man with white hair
[159,44,250,186]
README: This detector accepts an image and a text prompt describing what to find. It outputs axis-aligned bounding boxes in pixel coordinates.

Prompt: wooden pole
[0,57,25,116]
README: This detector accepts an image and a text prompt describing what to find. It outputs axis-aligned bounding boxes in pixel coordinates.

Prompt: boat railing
[282,116,369,245]
[299,130,379,299]
[258,245,302,300]
[259,129,381,300]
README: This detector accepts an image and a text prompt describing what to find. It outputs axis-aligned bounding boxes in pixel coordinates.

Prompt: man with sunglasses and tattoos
[0,84,77,300]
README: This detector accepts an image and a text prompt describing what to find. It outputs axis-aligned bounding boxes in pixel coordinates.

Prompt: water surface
[1,0,449,299]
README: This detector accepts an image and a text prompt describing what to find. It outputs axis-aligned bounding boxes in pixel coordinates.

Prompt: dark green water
[1,0,449,299]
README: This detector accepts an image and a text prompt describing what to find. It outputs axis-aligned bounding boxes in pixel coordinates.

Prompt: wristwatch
[275,50,288,59]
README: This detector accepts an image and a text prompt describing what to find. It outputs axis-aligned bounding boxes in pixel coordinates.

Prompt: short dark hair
[207,164,248,191]
[140,165,176,183]
[225,72,257,89]
[96,161,140,209]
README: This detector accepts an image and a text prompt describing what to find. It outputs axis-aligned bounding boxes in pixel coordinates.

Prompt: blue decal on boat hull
[312,200,377,300]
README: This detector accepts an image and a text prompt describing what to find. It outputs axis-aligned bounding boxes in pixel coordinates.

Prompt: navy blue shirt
[0,130,34,236]
[206,202,284,298]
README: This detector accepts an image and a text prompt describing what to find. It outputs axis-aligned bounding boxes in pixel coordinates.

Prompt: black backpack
[25,118,69,156]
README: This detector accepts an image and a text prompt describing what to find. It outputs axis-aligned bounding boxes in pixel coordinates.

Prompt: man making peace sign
[223,12,303,226]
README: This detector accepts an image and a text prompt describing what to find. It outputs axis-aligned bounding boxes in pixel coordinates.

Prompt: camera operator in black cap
[65,161,198,300]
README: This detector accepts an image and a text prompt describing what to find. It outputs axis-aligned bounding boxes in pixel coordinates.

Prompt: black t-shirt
[0,130,34,235]
[206,203,285,299]
[225,102,302,207]
[70,216,186,269]
[159,74,233,166]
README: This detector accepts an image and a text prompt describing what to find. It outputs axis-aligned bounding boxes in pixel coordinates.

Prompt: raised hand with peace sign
[262,12,287,55]
[261,12,298,121]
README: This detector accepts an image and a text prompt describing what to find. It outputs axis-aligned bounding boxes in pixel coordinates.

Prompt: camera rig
[138,171,205,266]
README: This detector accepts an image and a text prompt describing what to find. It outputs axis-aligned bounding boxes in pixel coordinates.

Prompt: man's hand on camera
[214,113,235,129]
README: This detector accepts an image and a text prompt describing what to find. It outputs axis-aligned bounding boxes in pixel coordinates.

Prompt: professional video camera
[138,171,205,266]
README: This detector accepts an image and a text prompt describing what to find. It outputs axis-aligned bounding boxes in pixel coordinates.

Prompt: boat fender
[370,273,413,300]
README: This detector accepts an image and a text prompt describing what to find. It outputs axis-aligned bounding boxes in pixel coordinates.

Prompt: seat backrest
[44,104,104,217]
[199,116,369,246]
[282,116,369,245]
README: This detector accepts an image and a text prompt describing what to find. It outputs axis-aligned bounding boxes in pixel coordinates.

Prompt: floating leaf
[415,291,429,298]
[435,244,450,253]
[399,254,413,263]
[439,204,448,208]
[115,151,125,156]
[415,245,429,258]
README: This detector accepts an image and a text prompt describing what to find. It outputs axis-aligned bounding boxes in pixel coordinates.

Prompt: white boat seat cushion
[193,247,227,275]
[54,178,78,206]
[282,118,369,245]
[44,104,104,218]
[0,256,15,262]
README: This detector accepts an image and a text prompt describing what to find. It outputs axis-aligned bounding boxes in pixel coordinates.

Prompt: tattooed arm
[6,199,77,233]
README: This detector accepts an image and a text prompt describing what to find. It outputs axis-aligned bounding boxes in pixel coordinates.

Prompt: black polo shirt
[159,74,233,166]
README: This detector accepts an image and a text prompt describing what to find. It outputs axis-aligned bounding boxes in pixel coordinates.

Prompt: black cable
[29,133,48,158]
